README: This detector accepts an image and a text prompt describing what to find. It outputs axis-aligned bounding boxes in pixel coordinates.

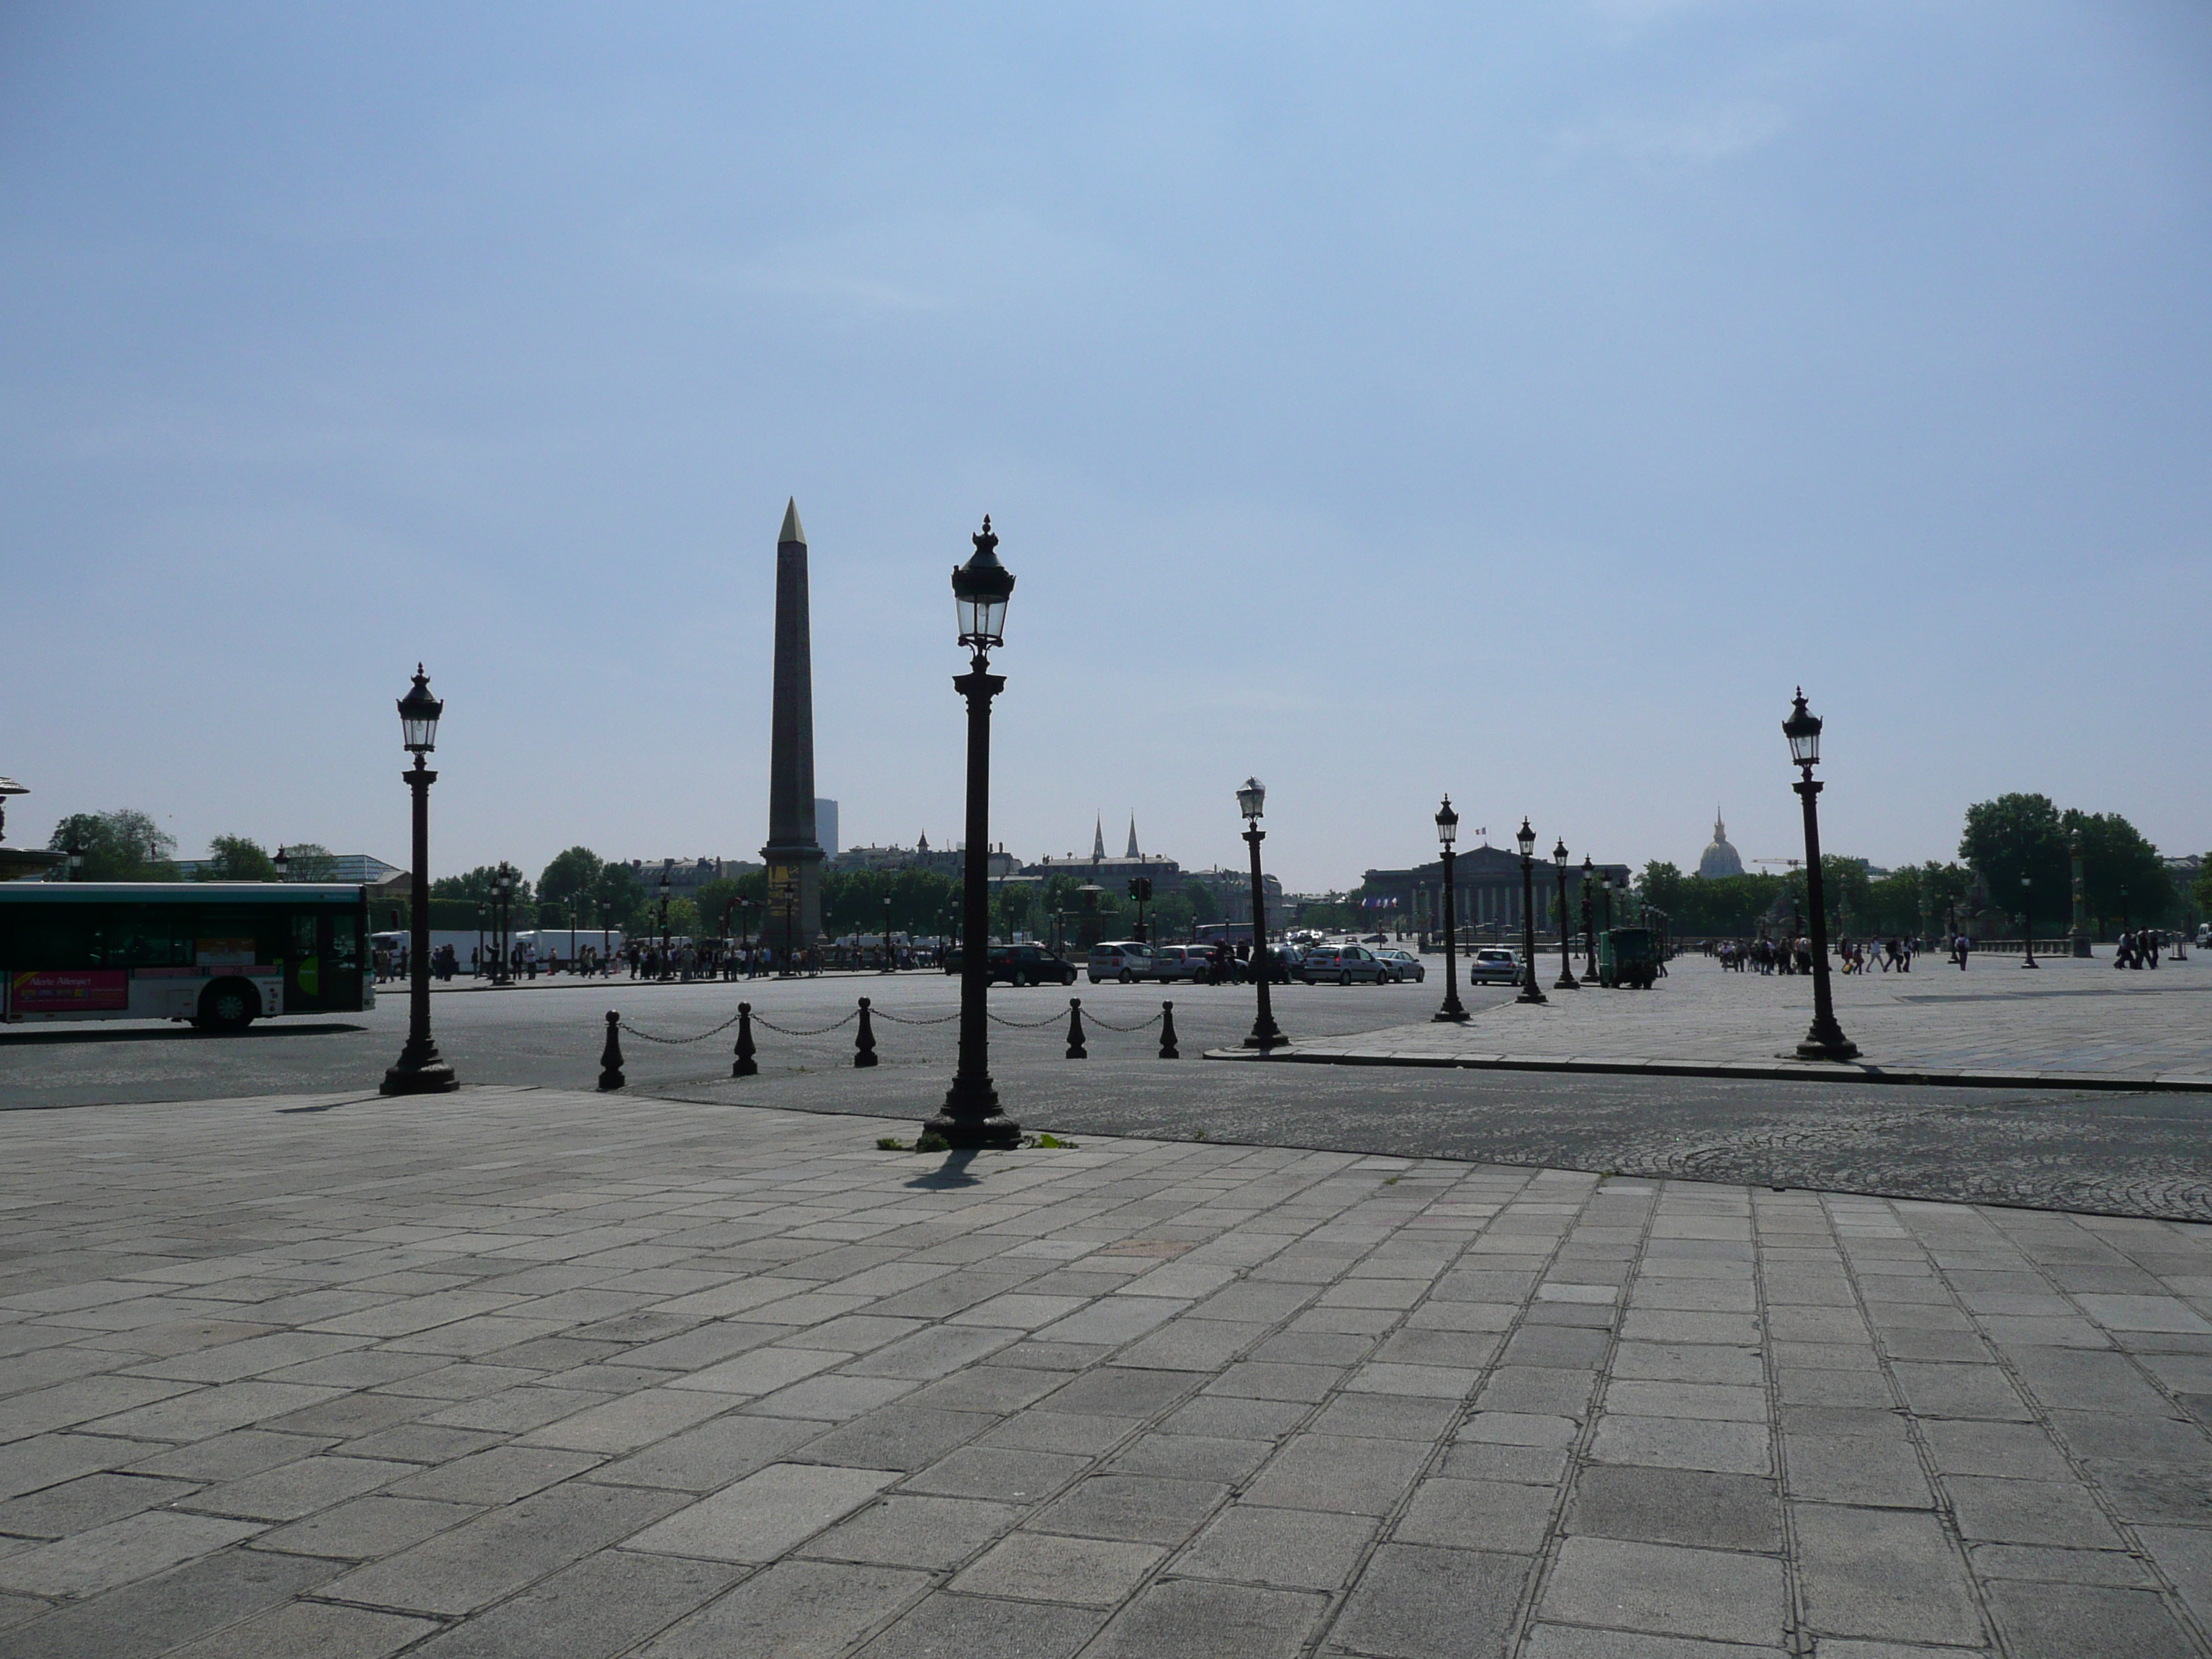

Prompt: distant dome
[1697,810,1745,880]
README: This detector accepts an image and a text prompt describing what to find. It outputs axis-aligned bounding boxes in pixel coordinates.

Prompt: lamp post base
[1554,971,1581,991]
[380,1053,459,1095]
[926,1075,1019,1149]
[1794,1025,1860,1062]
[1242,1027,1291,1050]
[1431,1004,1468,1023]
[1516,984,1548,1006]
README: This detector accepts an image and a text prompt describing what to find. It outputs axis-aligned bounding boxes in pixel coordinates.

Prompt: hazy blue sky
[4,1,2208,891]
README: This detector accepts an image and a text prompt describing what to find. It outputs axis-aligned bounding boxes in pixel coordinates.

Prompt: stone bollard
[1159,1000,1179,1060]
[598,1011,625,1091]
[854,997,878,1068]
[732,1002,757,1078]
[1065,997,1088,1060]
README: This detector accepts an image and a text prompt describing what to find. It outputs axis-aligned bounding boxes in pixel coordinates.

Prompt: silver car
[1466,947,1521,985]
[1299,944,1390,985]
[1375,948,1426,984]
[1148,945,1220,984]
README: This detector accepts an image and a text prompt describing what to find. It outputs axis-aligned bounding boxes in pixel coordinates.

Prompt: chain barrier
[601,992,1183,1079]
[749,1010,861,1037]
[617,1009,750,1045]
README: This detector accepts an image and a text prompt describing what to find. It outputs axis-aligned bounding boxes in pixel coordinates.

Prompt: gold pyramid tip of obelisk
[779,498,806,547]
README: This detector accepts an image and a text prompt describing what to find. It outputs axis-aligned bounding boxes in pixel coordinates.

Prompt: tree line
[1636,793,2195,939]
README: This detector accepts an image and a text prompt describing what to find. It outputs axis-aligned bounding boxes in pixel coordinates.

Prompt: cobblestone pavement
[1294,953,2211,1083]
[0,1087,2210,1656]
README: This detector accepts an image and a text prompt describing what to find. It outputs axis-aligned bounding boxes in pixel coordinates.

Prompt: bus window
[331,911,361,974]
[291,913,321,1001]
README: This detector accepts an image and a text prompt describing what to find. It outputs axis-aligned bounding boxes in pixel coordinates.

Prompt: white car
[1087,941,1155,984]
[1375,948,1426,984]
[1298,944,1390,985]
[1466,948,1521,985]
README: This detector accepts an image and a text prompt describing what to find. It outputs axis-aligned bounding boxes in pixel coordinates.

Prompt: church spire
[1092,815,1106,862]
[1125,815,1140,858]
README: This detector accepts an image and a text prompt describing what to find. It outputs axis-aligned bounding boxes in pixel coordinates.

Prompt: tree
[2195,857,2212,919]
[48,809,177,880]
[1959,794,2070,907]
[284,842,338,881]
[537,848,603,908]
[433,865,539,928]
[1638,861,1685,920]
[2059,809,2172,932]
[201,834,276,882]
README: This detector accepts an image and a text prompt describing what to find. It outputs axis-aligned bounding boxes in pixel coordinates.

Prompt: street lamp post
[2068,829,2090,957]
[1238,778,1288,1048]
[274,845,290,883]
[1581,855,1597,979]
[494,863,515,986]
[66,842,83,882]
[658,864,672,967]
[2020,876,2038,968]
[1552,838,1579,991]
[1516,819,1547,1005]
[882,895,896,973]
[382,666,458,1095]
[1433,796,1466,1022]
[924,518,1022,1150]
[1782,689,1858,1060]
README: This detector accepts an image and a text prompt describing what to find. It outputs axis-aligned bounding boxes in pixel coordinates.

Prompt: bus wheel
[197,979,260,1033]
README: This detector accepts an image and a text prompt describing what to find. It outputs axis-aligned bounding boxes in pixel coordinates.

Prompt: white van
[1087,941,1154,984]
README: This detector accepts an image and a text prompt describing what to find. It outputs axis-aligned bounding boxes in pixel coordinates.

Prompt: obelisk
[761,499,823,961]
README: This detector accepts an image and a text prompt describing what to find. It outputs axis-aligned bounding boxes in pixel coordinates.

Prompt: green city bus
[0,882,373,1031]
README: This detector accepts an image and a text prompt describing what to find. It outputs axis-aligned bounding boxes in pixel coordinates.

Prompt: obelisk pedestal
[761,498,824,966]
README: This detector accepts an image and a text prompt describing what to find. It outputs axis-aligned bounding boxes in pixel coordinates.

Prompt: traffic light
[1128,877,1153,903]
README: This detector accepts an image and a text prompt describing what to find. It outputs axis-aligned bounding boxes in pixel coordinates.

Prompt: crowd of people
[1699,927,2188,976]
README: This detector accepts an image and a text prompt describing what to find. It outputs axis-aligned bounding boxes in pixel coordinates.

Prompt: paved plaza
[1261,952,2212,1088]
[0,1087,2208,1656]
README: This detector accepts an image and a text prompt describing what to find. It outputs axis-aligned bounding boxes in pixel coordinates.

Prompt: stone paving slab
[0,1087,2207,1655]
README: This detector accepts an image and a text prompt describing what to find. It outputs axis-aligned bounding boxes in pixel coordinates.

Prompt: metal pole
[1517,847,1547,1004]
[1554,861,1579,990]
[2021,878,2038,969]
[382,757,457,1094]
[926,649,1018,1146]
[1434,842,1465,1021]
[1242,824,1286,1048]
[1794,778,1857,1058]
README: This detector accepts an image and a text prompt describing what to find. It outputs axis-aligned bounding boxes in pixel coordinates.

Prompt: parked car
[1298,943,1390,984]
[1087,941,1156,984]
[940,943,1078,986]
[1149,945,1219,984]
[1360,932,1390,944]
[1375,948,1426,984]
[1466,947,1522,985]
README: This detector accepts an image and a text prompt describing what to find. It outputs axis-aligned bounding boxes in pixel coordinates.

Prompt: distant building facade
[1362,842,1632,933]
[1696,811,1745,880]
[815,799,839,856]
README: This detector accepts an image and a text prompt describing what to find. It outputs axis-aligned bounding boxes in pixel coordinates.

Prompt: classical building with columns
[1360,842,1632,935]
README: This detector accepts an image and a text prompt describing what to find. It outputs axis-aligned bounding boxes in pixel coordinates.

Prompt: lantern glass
[1782,688,1822,768]
[1236,777,1266,820]
[950,516,1015,647]
[1552,837,1568,868]
[1516,819,1536,860]
[1435,796,1458,848]
[397,665,443,754]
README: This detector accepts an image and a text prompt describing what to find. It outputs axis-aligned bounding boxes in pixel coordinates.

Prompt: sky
[4,1,2208,893]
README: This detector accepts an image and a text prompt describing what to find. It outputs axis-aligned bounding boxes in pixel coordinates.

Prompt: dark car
[940,943,1078,986]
